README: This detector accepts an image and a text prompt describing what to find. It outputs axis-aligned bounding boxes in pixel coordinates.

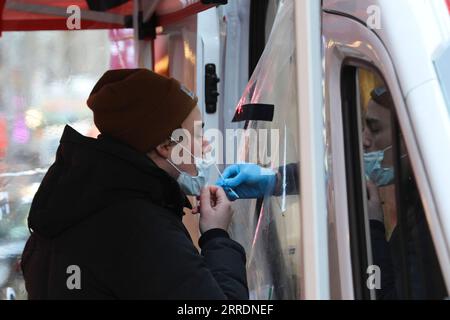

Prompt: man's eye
[367,123,380,133]
[372,126,381,133]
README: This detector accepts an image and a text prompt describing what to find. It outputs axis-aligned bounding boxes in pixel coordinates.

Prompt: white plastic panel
[323,0,450,96]
[196,7,220,132]
[294,0,330,300]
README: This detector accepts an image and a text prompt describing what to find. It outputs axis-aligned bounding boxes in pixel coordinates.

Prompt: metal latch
[205,64,220,114]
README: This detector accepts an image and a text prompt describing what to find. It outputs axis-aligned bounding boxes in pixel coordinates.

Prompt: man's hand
[367,180,384,223]
[192,186,234,234]
[216,163,277,201]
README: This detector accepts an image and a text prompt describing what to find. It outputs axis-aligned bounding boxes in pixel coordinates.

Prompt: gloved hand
[216,163,277,201]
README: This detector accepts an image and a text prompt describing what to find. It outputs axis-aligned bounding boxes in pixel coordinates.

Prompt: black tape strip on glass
[232,104,275,123]
[87,0,129,11]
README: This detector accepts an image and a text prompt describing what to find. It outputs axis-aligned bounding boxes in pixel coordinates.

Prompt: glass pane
[356,67,446,299]
[229,0,302,300]
[0,30,134,300]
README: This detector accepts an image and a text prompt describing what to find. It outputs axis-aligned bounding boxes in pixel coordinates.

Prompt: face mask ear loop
[170,137,204,164]
[383,145,393,153]
[172,138,240,198]
[166,159,183,175]
[384,145,408,159]
[156,138,184,175]
[169,138,208,178]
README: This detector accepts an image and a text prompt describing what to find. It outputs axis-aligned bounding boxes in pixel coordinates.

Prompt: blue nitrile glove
[216,163,277,201]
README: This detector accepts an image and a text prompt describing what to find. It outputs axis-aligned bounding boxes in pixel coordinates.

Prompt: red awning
[0,0,214,33]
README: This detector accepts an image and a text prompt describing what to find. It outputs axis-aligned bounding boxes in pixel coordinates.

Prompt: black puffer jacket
[21,125,248,300]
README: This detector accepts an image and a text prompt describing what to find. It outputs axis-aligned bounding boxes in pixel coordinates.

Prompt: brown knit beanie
[87,69,197,153]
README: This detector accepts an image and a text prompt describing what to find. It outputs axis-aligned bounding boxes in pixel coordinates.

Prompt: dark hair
[370,86,394,109]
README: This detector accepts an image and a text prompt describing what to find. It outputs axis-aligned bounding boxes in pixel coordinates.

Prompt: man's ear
[155,139,173,159]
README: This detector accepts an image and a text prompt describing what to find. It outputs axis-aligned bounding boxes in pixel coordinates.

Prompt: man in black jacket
[21,69,249,300]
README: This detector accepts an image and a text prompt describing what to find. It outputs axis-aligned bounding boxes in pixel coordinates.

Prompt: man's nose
[202,139,212,154]
[363,128,372,151]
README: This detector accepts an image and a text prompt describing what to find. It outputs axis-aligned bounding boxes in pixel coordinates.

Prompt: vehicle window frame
[340,63,372,300]
[340,58,413,300]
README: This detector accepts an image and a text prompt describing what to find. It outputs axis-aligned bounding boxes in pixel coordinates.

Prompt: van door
[323,11,449,300]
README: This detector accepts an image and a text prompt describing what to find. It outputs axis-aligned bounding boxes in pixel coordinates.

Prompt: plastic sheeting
[229,0,302,300]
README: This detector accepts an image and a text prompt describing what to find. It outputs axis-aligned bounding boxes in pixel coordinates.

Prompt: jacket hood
[28,125,191,239]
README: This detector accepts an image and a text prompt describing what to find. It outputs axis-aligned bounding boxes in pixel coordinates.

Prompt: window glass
[0,30,133,300]
[342,65,447,300]
[434,42,450,115]
[229,0,302,300]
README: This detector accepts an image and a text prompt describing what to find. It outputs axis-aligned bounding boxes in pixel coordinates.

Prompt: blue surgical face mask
[165,139,240,198]
[364,146,395,187]
[166,141,214,196]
